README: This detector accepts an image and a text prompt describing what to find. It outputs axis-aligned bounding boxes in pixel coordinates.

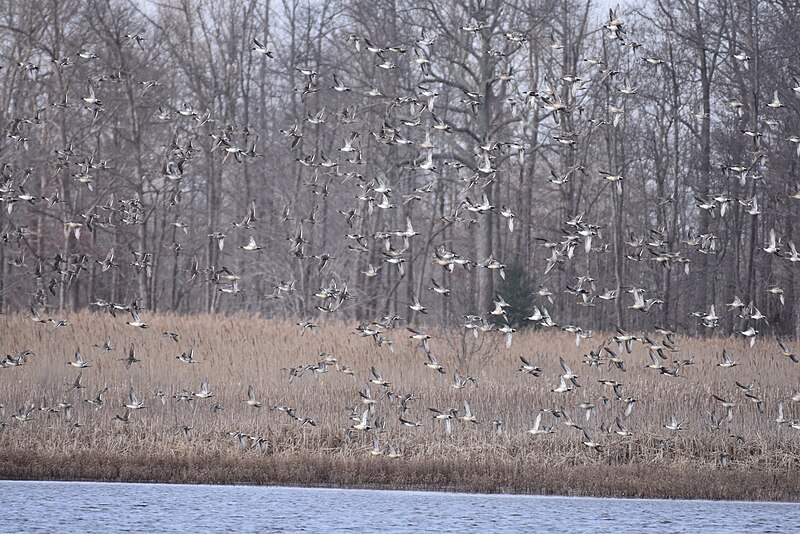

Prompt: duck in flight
[67,348,90,368]
[528,412,554,435]
[122,343,141,368]
[242,385,262,408]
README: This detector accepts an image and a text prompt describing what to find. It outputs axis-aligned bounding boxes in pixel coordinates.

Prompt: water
[2,480,796,533]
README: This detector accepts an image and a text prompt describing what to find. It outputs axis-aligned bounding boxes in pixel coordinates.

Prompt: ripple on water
[1,481,798,533]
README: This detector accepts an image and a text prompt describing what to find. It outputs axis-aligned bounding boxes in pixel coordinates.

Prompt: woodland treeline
[0,0,798,337]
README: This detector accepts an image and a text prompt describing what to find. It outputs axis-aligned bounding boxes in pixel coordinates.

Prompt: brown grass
[1,311,798,501]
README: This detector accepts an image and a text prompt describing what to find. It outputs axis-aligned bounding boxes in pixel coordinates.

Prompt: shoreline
[2,449,798,502]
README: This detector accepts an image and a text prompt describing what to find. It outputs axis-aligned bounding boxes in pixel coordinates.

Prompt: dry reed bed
[0,311,798,500]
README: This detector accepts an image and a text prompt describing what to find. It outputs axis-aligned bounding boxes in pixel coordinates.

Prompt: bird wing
[370,367,382,381]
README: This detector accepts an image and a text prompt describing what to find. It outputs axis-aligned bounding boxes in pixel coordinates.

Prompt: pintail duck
[717,349,737,368]
[122,343,141,368]
[124,388,145,410]
[67,348,90,368]
[126,309,148,329]
[528,412,554,435]
[423,351,445,374]
[85,387,108,406]
[664,415,683,431]
[177,346,198,364]
[352,409,371,431]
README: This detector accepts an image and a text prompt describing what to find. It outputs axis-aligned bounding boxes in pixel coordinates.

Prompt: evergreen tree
[492,263,537,329]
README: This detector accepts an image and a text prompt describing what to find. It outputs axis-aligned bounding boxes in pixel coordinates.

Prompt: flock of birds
[4,310,800,459]
[1,6,800,462]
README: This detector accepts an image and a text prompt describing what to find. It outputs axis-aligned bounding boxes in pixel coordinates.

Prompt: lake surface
[2,480,796,533]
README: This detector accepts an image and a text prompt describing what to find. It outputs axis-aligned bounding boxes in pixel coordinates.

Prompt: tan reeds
[0,311,798,500]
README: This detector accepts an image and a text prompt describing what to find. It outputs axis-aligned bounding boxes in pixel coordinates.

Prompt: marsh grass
[1,311,798,500]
